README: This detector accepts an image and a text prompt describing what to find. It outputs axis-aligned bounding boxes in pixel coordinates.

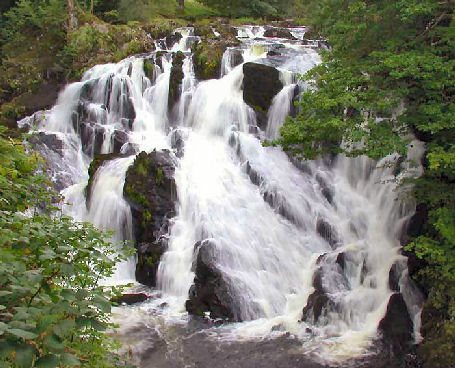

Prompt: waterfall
[22,24,424,362]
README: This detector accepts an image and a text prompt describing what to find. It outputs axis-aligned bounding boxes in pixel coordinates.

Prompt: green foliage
[280,0,454,364]
[198,0,280,18]
[0,128,134,367]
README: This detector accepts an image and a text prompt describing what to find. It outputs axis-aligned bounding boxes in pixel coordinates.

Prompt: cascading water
[21,23,424,365]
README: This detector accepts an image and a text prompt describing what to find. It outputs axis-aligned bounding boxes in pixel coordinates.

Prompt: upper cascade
[19,23,424,363]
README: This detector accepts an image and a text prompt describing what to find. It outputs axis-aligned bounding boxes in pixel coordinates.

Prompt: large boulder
[186,240,238,321]
[378,293,414,355]
[169,51,185,110]
[123,150,177,286]
[242,62,283,129]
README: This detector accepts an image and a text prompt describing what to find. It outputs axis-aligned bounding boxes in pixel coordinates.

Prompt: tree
[199,0,278,17]
[177,0,184,12]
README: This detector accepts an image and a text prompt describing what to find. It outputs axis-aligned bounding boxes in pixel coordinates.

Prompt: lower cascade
[21,25,425,366]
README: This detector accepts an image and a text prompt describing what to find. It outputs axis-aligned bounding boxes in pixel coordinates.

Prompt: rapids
[20,24,424,366]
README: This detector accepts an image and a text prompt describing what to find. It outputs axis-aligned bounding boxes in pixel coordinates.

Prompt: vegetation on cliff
[280,1,454,365]
[0,127,132,367]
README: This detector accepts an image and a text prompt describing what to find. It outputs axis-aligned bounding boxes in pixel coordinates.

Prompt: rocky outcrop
[378,293,414,354]
[192,40,225,81]
[169,51,185,110]
[112,293,149,305]
[123,150,177,286]
[316,217,339,248]
[186,240,238,321]
[143,58,155,81]
[301,269,336,323]
[72,76,135,156]
[264,27,296,40]
[242,62,283,129]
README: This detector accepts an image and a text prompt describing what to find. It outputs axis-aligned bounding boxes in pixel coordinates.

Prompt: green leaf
[43,334,65,353]
[53,319,75,338]
[60,353,81,366]
[35,355,59,368]
[8,328,38,340]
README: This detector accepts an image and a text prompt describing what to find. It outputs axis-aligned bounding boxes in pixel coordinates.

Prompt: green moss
[143,59,155,80]
[192,41,226,80]
[155,167,164,185]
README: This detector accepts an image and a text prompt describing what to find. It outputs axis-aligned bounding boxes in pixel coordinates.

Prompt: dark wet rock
[28,132,64,156]
[378,293,414,355]
[336,252,346,270]
[113,130,129,154]
[315,173,334,205]
[165,32,183,49]
[123,150,177,286]
[170,129,185,157]
[112,293,149,305]
[316,217,339,247]
[264,27,296,40]
[155,51,168,69]
[301,268,334,323]
[243,62,283,130]
[267,50,281,57]
[400,203,428,246]
[169,51,185,110]
[121,142,140,155]
[389,262,403,292]
[245,161,263,186]
[186,240,238,321]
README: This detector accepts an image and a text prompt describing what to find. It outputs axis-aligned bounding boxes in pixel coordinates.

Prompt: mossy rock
[123,150,177,286]
[143,59,155,80]
[192,40,226,81]
[168,51,185,110]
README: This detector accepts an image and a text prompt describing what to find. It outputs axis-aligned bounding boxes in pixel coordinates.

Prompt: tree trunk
[90,0,94,14]
[177,0,184,11]
[67,0,77,31]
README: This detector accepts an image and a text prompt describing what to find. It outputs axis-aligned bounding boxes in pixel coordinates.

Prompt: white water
[22,24,424,362]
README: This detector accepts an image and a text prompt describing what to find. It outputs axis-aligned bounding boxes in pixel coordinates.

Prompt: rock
[192,40,227,81]
[336,252,346,270]
[143,58,155,80]
[170,129,185,157]
[165,32,182,49]
[316,217,339,247]
[123,150,177,286]
[388,262,403,292]
[113,130,129,154]
[186,240,238,321]
[378,293,414,354]
[301,268,335,323]
[263,27,296,40]
[28,132,64,156]
[169,51,185,110]
[112,293,149,305]
[242,62,283,130]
